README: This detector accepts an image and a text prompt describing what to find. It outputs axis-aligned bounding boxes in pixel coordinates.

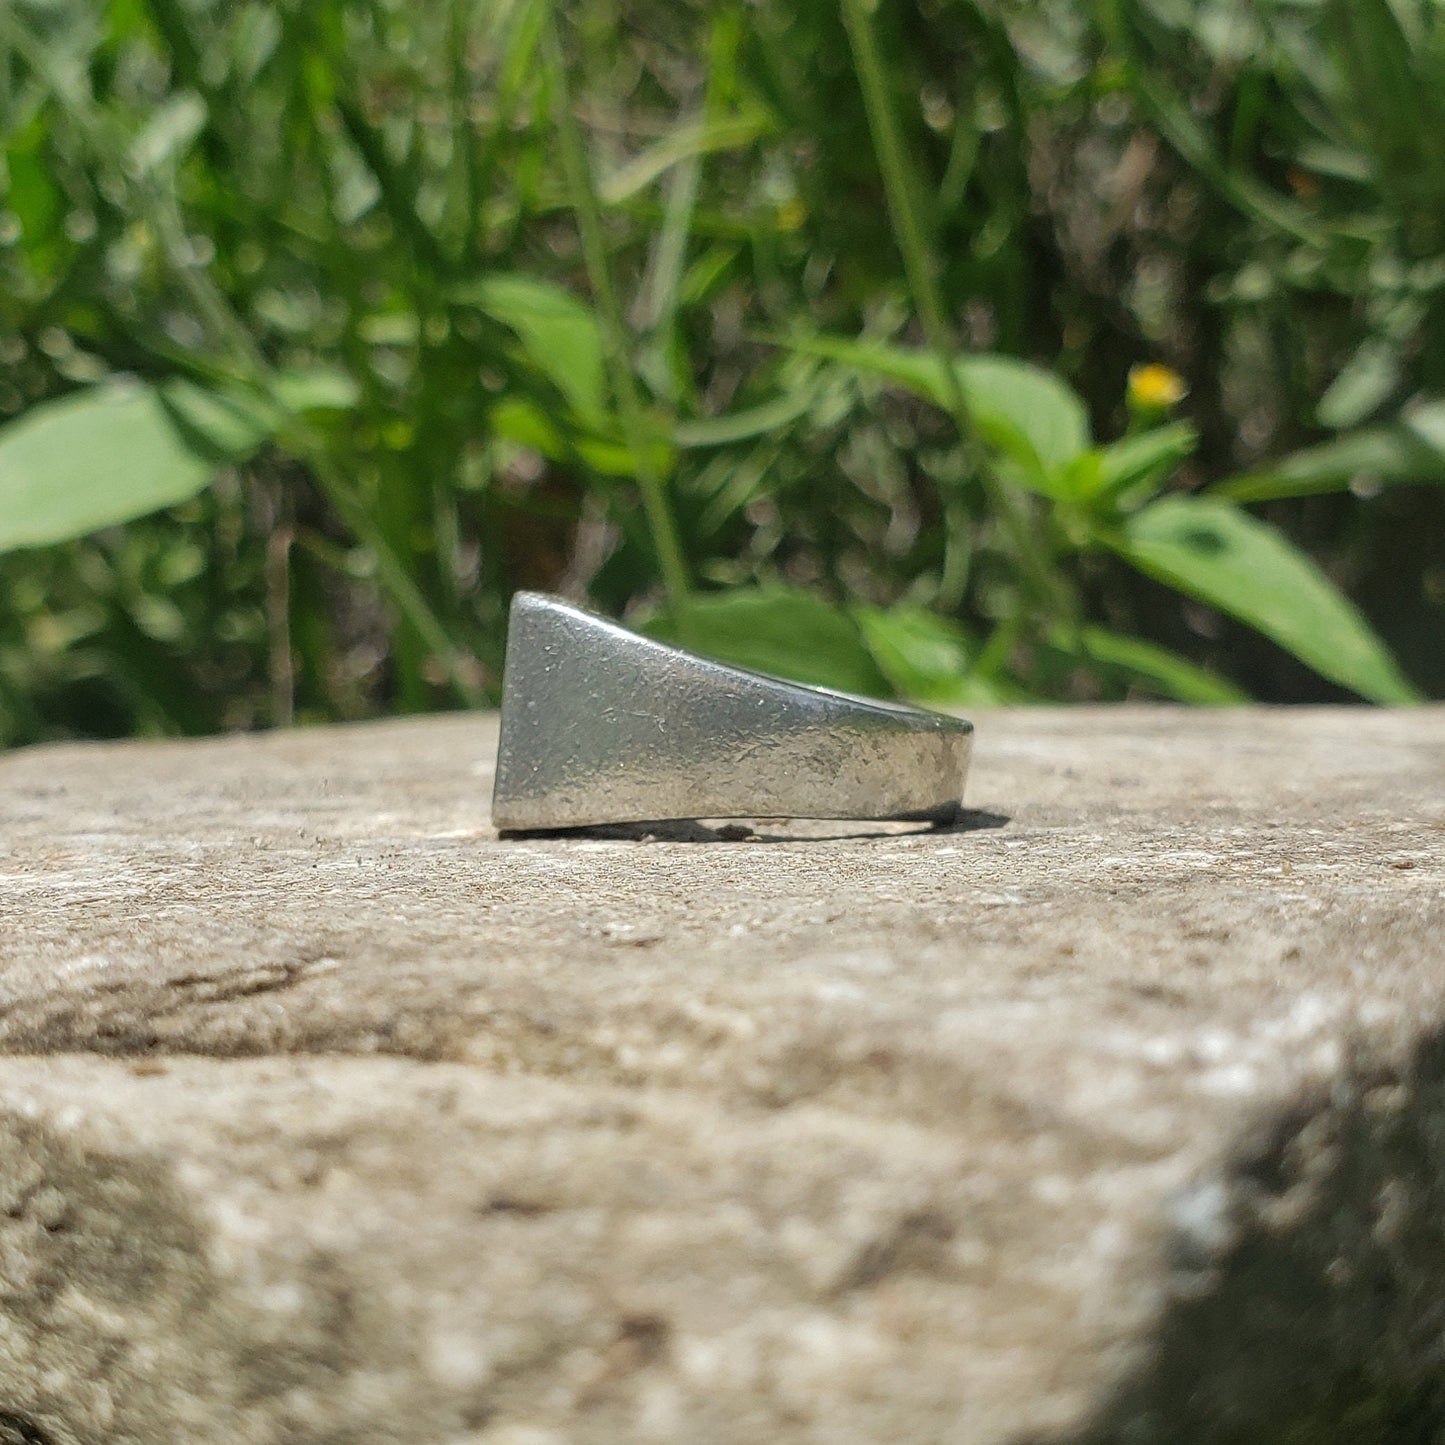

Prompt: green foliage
[785,337,1092,485]
[1219,397,1445,505]
[797,329,1419,703]
[457,274,608,431]
[0,0,1440,748]
[1115,497,1419,704]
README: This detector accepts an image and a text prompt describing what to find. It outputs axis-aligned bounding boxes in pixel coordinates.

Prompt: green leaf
[1217,427,1445,502]
[783,335,1091,481]
[671,389,816,448]
[644,587,891,696]
[955,354,1091,476]
[599,110,771,204]
[1317,338,1400,428]
[1112,496,1418,703]
[454,274,608,428]
[853,604,1008,704]
[490,396,568,457]
[162,382,274,459]
[1067,626,1248,704]
[490,397,672,478]
[271,366,361,416]
[1076,423,1199,505]
[0,380,268,553]
[1402,399,1445,457]
[127,91,208,173]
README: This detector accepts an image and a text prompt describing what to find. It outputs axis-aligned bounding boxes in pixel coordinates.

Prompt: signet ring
[490,592,973,832]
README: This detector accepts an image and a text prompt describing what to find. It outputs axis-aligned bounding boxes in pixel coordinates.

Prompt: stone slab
[0,707,1442,1443]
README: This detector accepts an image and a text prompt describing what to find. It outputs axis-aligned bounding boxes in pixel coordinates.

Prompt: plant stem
[296,440,487,708]
[543,10,693,616]
[839,0,1076,629]
[448,0,483,264]
[839,0,953,387]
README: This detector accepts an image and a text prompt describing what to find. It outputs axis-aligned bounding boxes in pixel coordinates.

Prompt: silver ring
[491,592,973,832]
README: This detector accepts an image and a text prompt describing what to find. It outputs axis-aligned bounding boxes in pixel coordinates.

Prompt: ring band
[491,592,973,831]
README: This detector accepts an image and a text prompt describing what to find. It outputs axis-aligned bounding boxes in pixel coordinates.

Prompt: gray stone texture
[0,705,1442,1444]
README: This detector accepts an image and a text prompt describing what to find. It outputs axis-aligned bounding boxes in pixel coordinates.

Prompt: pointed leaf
[784,335,1091,480]
[0,379,268,553]
[1068,626,1248,704]
[599,110,771,204]
[1217,426,1445,502]
[956,354,1091,476]
[672,389,815,448]
[455,274,608,428]
[1112,496,1418,703]
[1078,423,1198,504]
[1317,338,1400,428]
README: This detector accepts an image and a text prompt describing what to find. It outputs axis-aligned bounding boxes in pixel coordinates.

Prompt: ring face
[491,592,973,831]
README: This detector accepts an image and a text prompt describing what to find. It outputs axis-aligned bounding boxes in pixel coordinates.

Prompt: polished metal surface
[491,593,973,831]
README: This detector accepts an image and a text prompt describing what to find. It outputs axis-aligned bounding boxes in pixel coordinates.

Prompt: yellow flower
[1128,363,1188,411]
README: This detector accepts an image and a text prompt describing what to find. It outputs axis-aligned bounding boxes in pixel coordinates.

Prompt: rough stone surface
[0,706,1442,1445]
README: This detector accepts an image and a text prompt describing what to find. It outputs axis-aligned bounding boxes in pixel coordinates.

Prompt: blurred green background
[2,0,1443,747]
